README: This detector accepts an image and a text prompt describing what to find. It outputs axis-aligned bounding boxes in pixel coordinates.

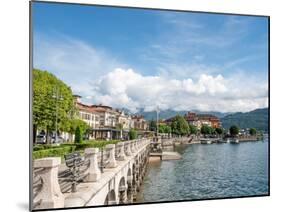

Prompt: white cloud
[89,68,268,113]
[34,34,268,113]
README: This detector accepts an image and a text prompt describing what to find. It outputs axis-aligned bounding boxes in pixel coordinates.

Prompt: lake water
[136,140,269,202]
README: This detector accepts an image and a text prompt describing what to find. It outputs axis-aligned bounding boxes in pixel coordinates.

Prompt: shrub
[33,145,45,151]
[75,126,83,143]
[129,129,137,140]
[33,140,121,160]
[72,140,120,150]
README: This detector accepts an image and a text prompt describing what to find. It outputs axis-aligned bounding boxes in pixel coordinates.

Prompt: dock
[149,151,182,161]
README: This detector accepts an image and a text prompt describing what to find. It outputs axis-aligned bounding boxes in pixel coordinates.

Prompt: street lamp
[52,86,63,143]
[156,105,159,138]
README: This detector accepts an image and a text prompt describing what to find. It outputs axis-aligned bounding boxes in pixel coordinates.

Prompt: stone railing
[32,138,151,210]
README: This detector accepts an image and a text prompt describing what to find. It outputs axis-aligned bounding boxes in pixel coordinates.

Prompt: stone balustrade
[130,140,136,153]
[32,138,151,210]
[105,144,118,168]
[84,148,101,182]
[116,142,127,161]
[124,141,132,156]
[33,157,64,209]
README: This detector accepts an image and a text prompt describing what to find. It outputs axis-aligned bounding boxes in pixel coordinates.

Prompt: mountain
[135,107,269,132]
[221,108,269,132]
[136,108,229,121]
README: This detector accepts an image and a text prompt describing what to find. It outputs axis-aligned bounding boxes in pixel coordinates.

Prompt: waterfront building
[74,96,100,129]
[131,115,148,131]
[116,110,131,131]
[186,112,221,129]
[74,95,120,140]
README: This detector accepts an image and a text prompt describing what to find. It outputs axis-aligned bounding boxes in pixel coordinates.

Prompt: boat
[200,139,212,144]
[217,139,226,143]
[230,138,239,144]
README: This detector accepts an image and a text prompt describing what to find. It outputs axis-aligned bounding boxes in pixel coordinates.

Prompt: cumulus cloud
[89,68,268,113]
[34,34,268,113]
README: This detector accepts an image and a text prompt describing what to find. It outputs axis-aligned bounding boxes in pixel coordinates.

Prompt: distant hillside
[136,109,228,121]
[221,108,269,132]
[136,108,269,132]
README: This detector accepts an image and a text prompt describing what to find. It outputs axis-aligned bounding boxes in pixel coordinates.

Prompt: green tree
[149,120,157,132]
[229,125,239,136]
[164,125,172,134]
[215,127,223,135]
[189,125,198,135]
[129,129,137,140]
[158,125,165,133]
[158,125,172,134]
[171,115,190,136]
[249,128,257,135]
[75,126,83,143]
[201,125,212,135]
[33,69,75,143]
[68,119,89,141]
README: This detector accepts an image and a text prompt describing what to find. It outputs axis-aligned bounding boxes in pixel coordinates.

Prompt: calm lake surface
[136,140,269,202]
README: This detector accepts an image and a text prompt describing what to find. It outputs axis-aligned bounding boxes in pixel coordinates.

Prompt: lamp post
[52,86,63,143]
[156,105,159,138]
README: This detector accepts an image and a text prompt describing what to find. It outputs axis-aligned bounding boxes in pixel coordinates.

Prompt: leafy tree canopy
[249,128,257,135]
[201,125,213,135]
[171,115,190,135]
[229,125,239,136]
[33,69,75,132]
[189,125,198,135]
[215,127,224,135]
[159,124,172,134]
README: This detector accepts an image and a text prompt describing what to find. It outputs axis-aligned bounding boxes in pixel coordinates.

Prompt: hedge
[32,146,76,160]
[32,140,121,160]
[33,144,64,151]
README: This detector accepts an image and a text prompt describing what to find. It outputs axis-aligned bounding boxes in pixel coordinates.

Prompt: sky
[32,2,269,113]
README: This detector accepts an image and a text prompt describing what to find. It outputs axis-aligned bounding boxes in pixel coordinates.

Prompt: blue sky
[33,2,269,113]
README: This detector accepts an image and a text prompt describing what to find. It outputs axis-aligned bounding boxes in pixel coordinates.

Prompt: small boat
[226,138,230,143]
[200,139,212,144]
[217,139,226,143]
[230,138,239,144]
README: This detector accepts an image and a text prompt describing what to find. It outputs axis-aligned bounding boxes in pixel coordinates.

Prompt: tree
[158,125,165,133]
[75,126,82,143]
[33,69,75,143]
[171,115,190,136]
[159,124,172,134]
[129,129,137,140]
[215,127,223,135]
[164,125,172,134]
[189,125,198,135]
[229,125,239,136]
[249,128,257,135]
[201,125,212,135]
[149,120,157,132]
[68,119,89,141]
